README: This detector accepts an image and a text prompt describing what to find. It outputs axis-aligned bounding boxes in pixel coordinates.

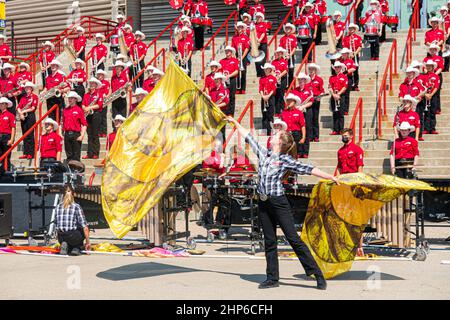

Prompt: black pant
[304,105,313,145]
[416,100,425,137]
[92,62,105,77]
[356,3,364,27]
[331,96,345,133]
[315,23,323,44]
[380,24,386,43]
[394,159,415,179]
[275,76,287,115]
[299,37,313,62]
[292,129,309,157]
[0,134,11,172]
[47,96,64,121]
[237,60,248,92]
[78,50,85,61]
[64,131,82,161]
[424,95,439,132]
[367,35,379,59]
[258,195,323,281]
[57,228,85,252]
[132,60,146,89]
[255,43,267,78]
[112,97,127,119]
[228,77,237,117]
[261,96,275,136]
[21,113,36,156]
[344,75,353,114]
[311,100,320,140]
[73,84,85,101]
[100,107,108,135]
[194,26,205,50]
[87,112,101,157]
[353,67,359,88]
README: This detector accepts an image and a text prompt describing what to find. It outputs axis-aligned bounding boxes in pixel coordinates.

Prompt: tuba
[247,23,265,63]
[325,17,340,59]
[63,38,77,62]
[118,30,129,57]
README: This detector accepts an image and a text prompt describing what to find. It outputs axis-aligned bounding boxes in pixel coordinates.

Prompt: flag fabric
[101,60,227,238]
[301,173,436,279]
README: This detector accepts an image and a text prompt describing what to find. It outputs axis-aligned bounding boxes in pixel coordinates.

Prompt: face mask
[342,136,350,143]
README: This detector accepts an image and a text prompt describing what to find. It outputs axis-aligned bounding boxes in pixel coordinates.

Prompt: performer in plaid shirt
[227,116,338,290]
[55,185,91,256]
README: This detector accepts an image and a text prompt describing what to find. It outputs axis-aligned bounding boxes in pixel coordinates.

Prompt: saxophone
[38,82,66,102]
[103,83,130,106]
[84,95,99,117]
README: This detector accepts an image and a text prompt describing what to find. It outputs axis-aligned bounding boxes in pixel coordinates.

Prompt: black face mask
[342,136,350,143]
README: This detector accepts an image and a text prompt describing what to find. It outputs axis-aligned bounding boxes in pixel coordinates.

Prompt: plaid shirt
[55,203,88,232]
[245,134,315,196]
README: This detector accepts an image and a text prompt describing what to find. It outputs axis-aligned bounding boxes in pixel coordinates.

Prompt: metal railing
[266,7,295,60]
[405,0,420,66]
[349,97,364,144]
[285,42,316,94]
[224,99,254,150]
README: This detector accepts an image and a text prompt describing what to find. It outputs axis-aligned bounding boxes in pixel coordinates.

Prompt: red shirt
[425,72,441,91]
[425,29,444,45]
[425,55,444,73]
[38,50,56,65]
[379,0,389,14]
[82,90,104,112]
[340,58,357,73]
[202,150,225,173]
[130,41,148,59]
[398,78,421,98]
[279,34,298,53]
[100,79,110,97]
[238,0,248,9]
[329,73,348,92]
[229,155,253,172]
[124,32,135,48]
[393,110,420,128]
[107,131,117,150]
[390,136,419,159]
[415,74,428,92]
[68,69,87,86]
[0,109,16,134]
[308,75,325,97]
[204,73,216,92]
[259,75,277,94]
[272,58,288,76]
[0,75,19,94]
[292,85,313,103]
[143,78,155,93]
[342,34,363,51]
[210,84,229,110]
[45,71,66,90]
[177,38,194,59]
[219,57,239,77]
[73,36,87,52]
[281,108,305,132]
[0,44,12,63]
[17,93,39,114]
[191,0,208,16]
[334,21,345,38]
[296,12,318,29]
[232,33,250,52]
[361,9,383,25]
[91,44,108,61]
[40,131,62,159]
[315,1,327,16]
[249,4,265,18]
[63,105,87,132]
[256,22,268,44]
[111,71,129,92]
[337,142,364,174]
[15,71,33,84]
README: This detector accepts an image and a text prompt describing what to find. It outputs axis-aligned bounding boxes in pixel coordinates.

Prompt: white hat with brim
[67,91,82,102]
[124,24,133,30]
[0,34,6,40]
[96,69,107,76]
[114,61,127,68]
[113,115,126,122]
[332,61,347,71]
[270,118,288,131]
[296,72,311,83]
[275,46,287,53]
[24,82,36,89]
[19,62,31,70]
[424,59,437,68]
[370,0,380,5]
[44,118,59,131]
[284,93,301,105]
[348,23,359,31]
[283,23,296,32]
[2,63,14,70]
[88,77,102,86]
[410,60,423,69]
[428,43,440,51]
[73,58,86,67]
[261,63,275,70]
[76,26,85,33]
[209,61,222,68]
[429,17,442,24]
[397,121,415,133]
[181,26,191,33]
[225,45,236,53]
[116,54,128,61]
[135,31,146,40]
[401,94,418,106]
[333,10,342,17]
[441,6,449,12]
[340,47,352,54]
[304,3,314,8]
[0,97,13,108]
[236,22,248,29]
[255,12,265,19]
[133,88,148,96]
[213,72,227,80]
[43,41,54,48]
[117,14,125,20]
[405,66,420,75]
[242,13,252,19]
[95,33,106,41]
[307,63,321,74]
[49,60,63,69]
[183,19,192,26]
[153,68,165,76]
[145,65,155,72]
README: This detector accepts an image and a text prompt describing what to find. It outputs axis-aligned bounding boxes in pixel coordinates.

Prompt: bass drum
[336,0,353,5]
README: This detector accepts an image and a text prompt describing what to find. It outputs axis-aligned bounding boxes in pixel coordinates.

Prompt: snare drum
[110,35,119,48]
[297,25,312,39]
[364,24,379,36]
[201,17,213,27]
[385,16,399,28]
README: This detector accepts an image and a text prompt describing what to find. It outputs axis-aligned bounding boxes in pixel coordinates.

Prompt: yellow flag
[101,60,227,238]
[301,173,436,279]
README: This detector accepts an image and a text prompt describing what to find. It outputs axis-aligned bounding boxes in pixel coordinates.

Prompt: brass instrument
[103,83,130,106]
[443,44,450,57]
[134,45,143,87]
[263,89,269,112]
[275,70,281,87]
[351,35,359,67]
[70,73,79,90]
[84,96,99,117]
[1,86,20,98]
[38,82,66,102]
[286,40,293,86]
[332,89,340,112]
[42,51,49,77]
[223,70,230,87]
[182,42,190,73]
[247,23,265,63]
[297,95,314,112]
[118,30,129,56]
[91,49,98,76]
[18,100,32,121]
[325,17,339,59]
[63,38,77,62]
[237,43,244,90]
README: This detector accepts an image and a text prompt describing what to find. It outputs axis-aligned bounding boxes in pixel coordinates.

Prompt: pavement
[1,222,450,300]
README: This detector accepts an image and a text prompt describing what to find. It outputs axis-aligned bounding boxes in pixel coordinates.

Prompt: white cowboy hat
[209,61,222,68]
[348,23,359,31]
[440,6,449,11]
[397,121,415,132]
[67,91,82,102]
[307,63,321,74]
[73,58,86,66]
[117,14,125,20]
[23,82,36,89]
[275,46,287,53]
[284,93,301,105]
[88,77,102,86]
[49,60,63,68]
[133,88,148,96]
[225,45,236,53]
[304,2,314,8]
[19,62,31,70]
[296,72,311,83]
[114,61,127,68]
[340,47,352,54]
[0,34,6,40]
[2,63,13,70]
[113,114,126,122]
[410,60,423,69]
[332,61,347,70]
[124,24,133,31]
[135,31,146,40]
[429,16,442,24]
[95,33,106,41]
[96,69,107,76]
[145,65,155,72]
[242,13,252,20]
[236,21,248,28]
[333,10,342,17]
[283,23,296,32]
[0,97,12,108]
[255,12,265,19]
[213,72,227,80]
[76,26,85,33]
[401,94,418,106]
[424,59,437,68]
[270,118,288,131]
[182,18,192,26]
[428,43,440,51]
[152,68,165,76]
[405,66,419,75]
[261,63,275,70]
[181,26,191,33]
[116,54,128,61]
[43,41,54,48]
[370,0,380,5]
[44,118,59,131]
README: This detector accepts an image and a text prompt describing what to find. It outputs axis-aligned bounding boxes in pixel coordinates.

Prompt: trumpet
[223,70,230,87]
[183,43,190,73]
[42,51,49,78]
[351,36,359,67]
[275,70,281,87]
[333,90,340,112]
[70,73,78,90]
[103,83,130,106]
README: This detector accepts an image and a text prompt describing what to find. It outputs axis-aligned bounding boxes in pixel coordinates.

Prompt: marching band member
[332,11,345,49]
[0,97,16,171]
[393,94,420,141]
[39,41,56,88]
[16,62,33,102]
[96,69,110,137]
[177,27,194,77]
[114,14,127,35]
[272,47,288,115]
[342,23,362,91]
[425,44,444,114]
[328,61,348,135]
[307,63,324,142]
[42,59,69,120]
[249,0,265,20]
[255,12,268,77]
[232,22,250,94]
[114,54,131,78]
[130,88,148,114]
[339,48,357,116]
[1,63,20,116]
[425,17,444,48]
[191,0,209,50]
[241,13,252,33]
[203,61,221,94]
[210,73,230,121]
[282,93,307,159]
[440,6,450,72]
[111,61,130,119]
[82,78,104,160]
[74,26,87,61]
[313,0,327,45]
[259,63,277,135]
[107,115,126,151]
[228,144,254,172]
[398,66,421,100]
[238,0,249,19]
[390,122,419,179]
[378,0,389,42]
[142,66,156,93]
[296,3,317,63]
[152,68,165,86]
[39,118,62,165]
[17,82,38,159]
[292,73,313,157]
[336,128,364,175]
[67,58,87,99]
[123,24,135,50]
[227,116,335,290]
[422,59,441,135]
[0,34,12,65]
[130,31,148,89]
[97,70,110,98]
[220,46,239,115]
[62,92,86,162]
[280,23,297,88]
[90,33,108,75]
[361,0,383,60]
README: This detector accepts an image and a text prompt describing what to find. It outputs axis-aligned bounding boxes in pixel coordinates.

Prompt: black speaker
[0,193,12,239]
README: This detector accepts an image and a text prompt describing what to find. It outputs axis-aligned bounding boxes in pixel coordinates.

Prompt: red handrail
[376,39,398,138]
[266,7,296,59]
[285,42,316,94]
[343,1,357,28]
[405,0,419,66]
[349,97,364,144]
[201,10,238,80]
[224,99,254,149]
[0,104,59,171]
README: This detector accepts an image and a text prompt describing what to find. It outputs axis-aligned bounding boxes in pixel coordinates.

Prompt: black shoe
[315,274,327,290]
[70,248,81,256]
[258,279,279,289]
[60,242,68,255]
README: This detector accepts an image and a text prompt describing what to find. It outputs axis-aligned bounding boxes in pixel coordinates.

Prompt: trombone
[91,50,98,76]
[134,45,142,87]
[237,43,244,90]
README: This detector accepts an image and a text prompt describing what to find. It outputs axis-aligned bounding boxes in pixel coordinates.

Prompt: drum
[364,24,379,36]
[110,35,119,48]
[297,25,312,39]
[385,16,399,28]
[320,15,330,24]
[191,17,202,26]
[201,17,213,27]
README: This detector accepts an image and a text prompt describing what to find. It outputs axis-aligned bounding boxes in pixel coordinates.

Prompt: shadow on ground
[293,271,404,281]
